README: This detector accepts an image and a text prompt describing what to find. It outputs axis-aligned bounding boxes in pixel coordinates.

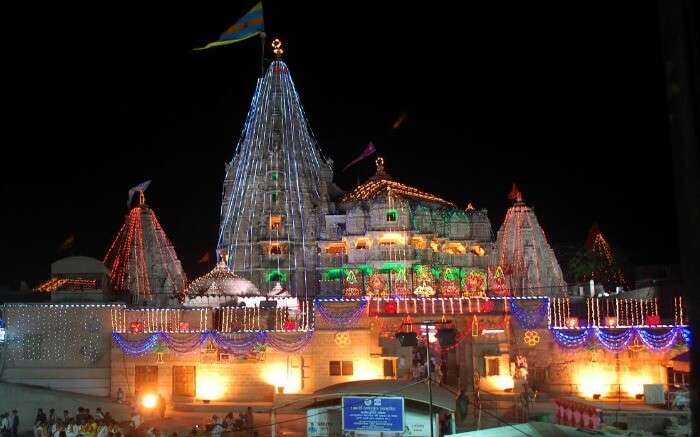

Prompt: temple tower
[218,40,333,297]
[104,191,187,306]
[494,185,566,296]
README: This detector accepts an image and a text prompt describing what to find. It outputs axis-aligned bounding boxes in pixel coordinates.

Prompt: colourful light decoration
[103,194,187,302]
[113,330,314,356]
[35,278,98,292]
[464,269,487,296]
[282,319,297,331]
[481,299,495,313]
[343,269,363,297]
[497,188,566,296]
[178,321,190,332]
[584,223,627,289]
[265,269,289,283]
[523,330,540,346]
[645,314,660,326]
[314,298,368,329]
[384,301,397,314]
[217,59,327,299]
[552,327,690,352]
[488,266,509,296]
[130,322,143,333]
[367,272,388,297]
[339,158,456,208]
[510,299,548,328]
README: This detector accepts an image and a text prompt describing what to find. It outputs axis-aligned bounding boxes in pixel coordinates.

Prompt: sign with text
[342,396,404,432]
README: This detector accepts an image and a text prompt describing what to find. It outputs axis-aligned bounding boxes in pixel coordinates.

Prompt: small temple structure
[103,191,187,306]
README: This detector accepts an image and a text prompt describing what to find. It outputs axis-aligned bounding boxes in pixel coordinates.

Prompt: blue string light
[314,298,368,329]
[112,330,315,355]
[510,299,548,328]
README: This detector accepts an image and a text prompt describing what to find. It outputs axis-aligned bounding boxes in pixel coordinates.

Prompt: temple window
[485,356,500,376]
[470,244,486,257]
[270,171,279,181]
[443,242,466,254]
[270,215,283,230]
[326,243,347,255]
[355,238,370,250]
[410,237,426,249]
[271,192,278,204]
[386,209,398,222]
[269,244,282,255]
[329,360,353,376]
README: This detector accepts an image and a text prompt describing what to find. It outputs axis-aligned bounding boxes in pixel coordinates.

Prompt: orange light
[196,372,225,400]
[141,393,158,409]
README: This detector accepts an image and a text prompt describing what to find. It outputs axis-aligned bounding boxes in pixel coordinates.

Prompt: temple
[0,40,690,435]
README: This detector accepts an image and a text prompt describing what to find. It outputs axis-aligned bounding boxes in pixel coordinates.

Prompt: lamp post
[396,319,455,437]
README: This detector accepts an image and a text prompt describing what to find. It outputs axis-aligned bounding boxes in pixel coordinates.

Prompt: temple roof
[185,261,260,297]
[340,157,456,208]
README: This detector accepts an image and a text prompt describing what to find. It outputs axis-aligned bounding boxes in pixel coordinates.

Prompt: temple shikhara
[0,41,691,435]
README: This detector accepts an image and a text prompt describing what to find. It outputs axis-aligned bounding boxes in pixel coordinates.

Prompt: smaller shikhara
[104,191,187,305]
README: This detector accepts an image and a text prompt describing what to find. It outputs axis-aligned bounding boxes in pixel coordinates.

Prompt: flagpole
[260,31,267,76]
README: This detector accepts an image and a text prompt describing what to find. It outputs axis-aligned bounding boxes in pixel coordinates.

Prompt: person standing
[158,394,166,419]
[10,410,19,437]
[1,413,10,437]
[36,410,47,425]
[455,389,469,427]
[245,407,254,437]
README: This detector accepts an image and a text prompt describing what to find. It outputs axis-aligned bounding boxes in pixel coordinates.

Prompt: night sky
[1,2,678,286]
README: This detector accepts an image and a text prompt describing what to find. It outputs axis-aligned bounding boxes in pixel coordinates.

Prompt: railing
[348,248,370,264]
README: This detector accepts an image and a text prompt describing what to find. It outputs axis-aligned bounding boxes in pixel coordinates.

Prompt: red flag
[343,142,376,172]
[392,112,407,129]
[507,183,523,202]
[197,252,210,263]
[60,234,75,251]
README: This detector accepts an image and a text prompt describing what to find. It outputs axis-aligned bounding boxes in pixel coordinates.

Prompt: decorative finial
[465,203,475,211]
[272,38,284,57]
[376,156,385,174]
[137,191,145,206]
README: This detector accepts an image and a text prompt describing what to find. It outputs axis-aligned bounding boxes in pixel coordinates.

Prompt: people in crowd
[62,411,70,424]
[65,419,79,437]
[455,389,469,426]
[116,388,125,404]
[36,410,47,425]
[48,410,56,427]
[95,409,104,421]
[0,413,10,437]
[10,410,19,437]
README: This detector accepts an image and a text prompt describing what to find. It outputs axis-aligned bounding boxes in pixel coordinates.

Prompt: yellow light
[481,375,514,391]
[141,393,158,409]
[379,233,405,245]
[262,363,300,393]
[196,372,225,400]
[574,363,615,398]
[354,360,381,380]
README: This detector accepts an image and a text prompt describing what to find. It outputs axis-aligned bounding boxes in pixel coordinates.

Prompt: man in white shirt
[94,409,104,421]
[130,411,142,429]
[96,423,109,437]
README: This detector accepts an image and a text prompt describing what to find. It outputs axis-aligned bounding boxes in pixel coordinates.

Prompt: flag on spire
[507,183,523,202]
[197,252,211,264]
[127,180,151,207]
[195,2,264,50]
[343,142,376,172]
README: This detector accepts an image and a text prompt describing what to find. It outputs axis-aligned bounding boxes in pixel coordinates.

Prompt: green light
[386,209,398,222]
[265,269,288,283]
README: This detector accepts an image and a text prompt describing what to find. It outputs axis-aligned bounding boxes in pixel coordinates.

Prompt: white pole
[589,280,595,297]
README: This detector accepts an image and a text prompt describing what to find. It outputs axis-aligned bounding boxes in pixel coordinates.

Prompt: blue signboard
[342,396,405,432]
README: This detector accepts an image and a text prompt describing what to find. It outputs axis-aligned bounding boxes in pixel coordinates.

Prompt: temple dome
[186,261,260,297]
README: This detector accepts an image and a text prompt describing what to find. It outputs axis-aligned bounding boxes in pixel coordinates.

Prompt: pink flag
[343,142,376,172]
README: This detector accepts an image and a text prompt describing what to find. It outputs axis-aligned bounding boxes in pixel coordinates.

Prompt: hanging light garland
[551,326,690,352]
[510,299,549,328]
[112,330,315,356]
[314,298,368,329]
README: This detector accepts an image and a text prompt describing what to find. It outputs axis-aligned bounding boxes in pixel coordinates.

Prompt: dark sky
[1,2,678,285]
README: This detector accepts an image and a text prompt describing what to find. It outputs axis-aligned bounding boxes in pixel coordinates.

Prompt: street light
[397,319,455,437]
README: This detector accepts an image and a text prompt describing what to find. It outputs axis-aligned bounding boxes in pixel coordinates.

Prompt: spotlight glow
[142,393,158,409]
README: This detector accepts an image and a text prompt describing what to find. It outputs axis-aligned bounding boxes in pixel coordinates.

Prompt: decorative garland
[510,299,549,328]
[551,327,690,352]
[314,298,368,329]
[112,330,314,356]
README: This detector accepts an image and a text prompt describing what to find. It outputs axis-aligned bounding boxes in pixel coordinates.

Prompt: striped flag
[195,2,264,50]
[343,142,376,172]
